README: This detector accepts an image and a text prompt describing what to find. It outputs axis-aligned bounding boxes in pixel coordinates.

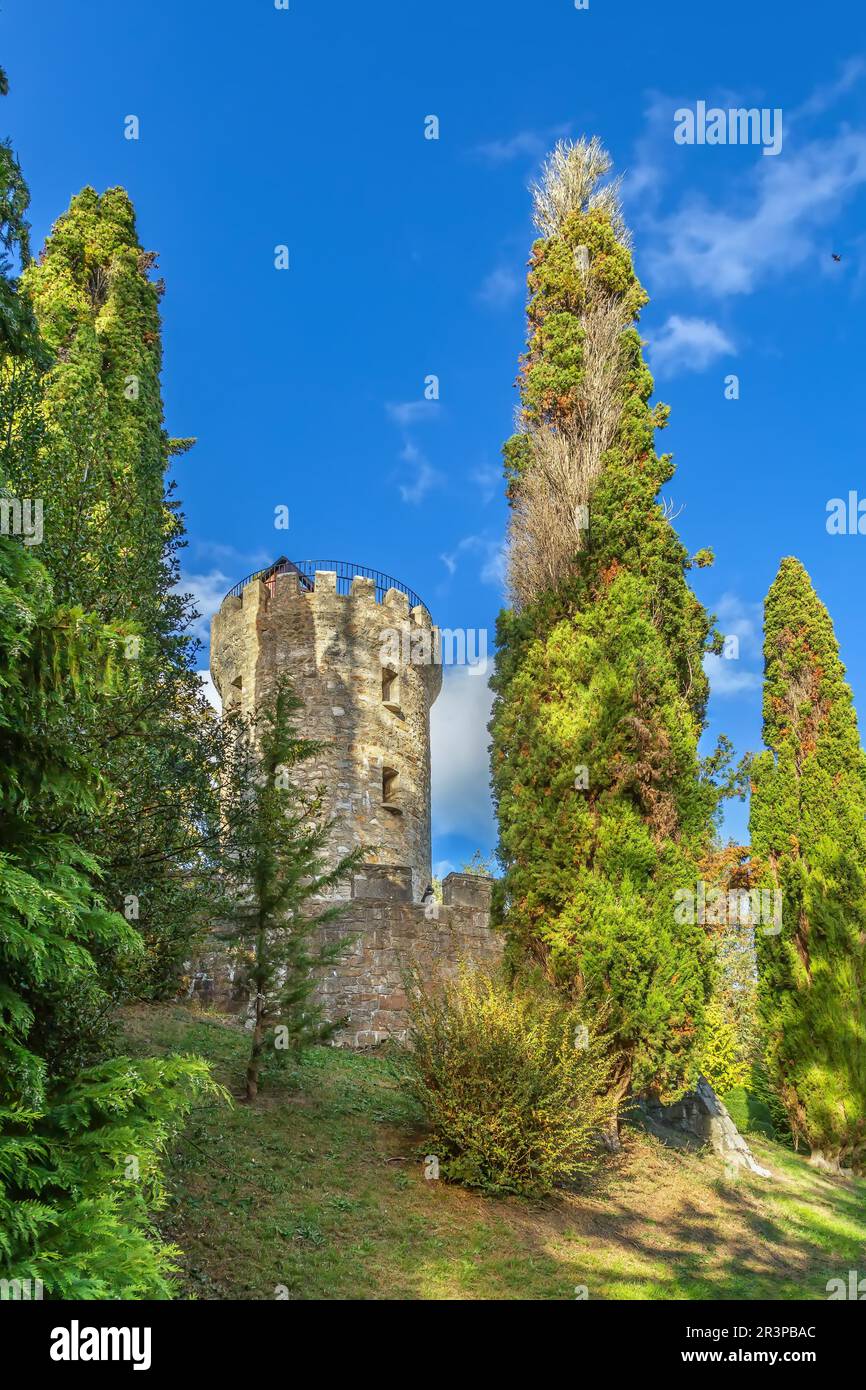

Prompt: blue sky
[4,0,866,874]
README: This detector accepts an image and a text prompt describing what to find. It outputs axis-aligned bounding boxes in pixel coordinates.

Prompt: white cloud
[198,669,221,712]
[703,654,760,696]
[476,265,522,309]
[180,541,274,644]
[439,533,506,588]
[480,540,506,587]
[649,314,735,376]
[793,56,866,121]
[647,128,866,297]
[473,123,570,166]
[179,569,234,643]
[622,90,680,210]
[703,593,762,698]
[386,400,440,427]
[472,462,501,504]
[398,439,441,504]
[713,592,762,649]
[431,666,495,839]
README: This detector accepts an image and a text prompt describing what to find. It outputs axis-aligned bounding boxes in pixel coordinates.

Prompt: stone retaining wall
[188,868,504,1047]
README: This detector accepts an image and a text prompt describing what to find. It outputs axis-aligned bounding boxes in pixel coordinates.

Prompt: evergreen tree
[0,539,221,1296]
[490,139,723,1127]
[0,72,222,1296]
[215,679,363,1102]
[1,184,220,993]
[750,557,866,1170]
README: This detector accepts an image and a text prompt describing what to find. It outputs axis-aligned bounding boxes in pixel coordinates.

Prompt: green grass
[124,1003,866,1301]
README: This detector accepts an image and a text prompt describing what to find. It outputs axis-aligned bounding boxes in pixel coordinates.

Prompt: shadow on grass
[122,1004,866,1302]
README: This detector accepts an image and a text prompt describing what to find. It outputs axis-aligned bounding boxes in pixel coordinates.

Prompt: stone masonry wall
[189,869,504,1047]
[315,869,504,1046]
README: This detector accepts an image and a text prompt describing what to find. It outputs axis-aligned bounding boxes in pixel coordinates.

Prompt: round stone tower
[210,559,442,901]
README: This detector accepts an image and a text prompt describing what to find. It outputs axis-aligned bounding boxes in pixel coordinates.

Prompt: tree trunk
[601,1115,622,1154]
[245,923,268,1103]
[808,1149,850,1177]
[245,994,264,1103]
[602,1066,633,1153]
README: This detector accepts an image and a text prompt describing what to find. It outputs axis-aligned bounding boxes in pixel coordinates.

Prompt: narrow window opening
[382,666,399,710]
[382,766,400,808]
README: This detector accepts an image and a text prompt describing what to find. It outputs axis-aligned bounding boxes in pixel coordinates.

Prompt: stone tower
[210,558,442,901]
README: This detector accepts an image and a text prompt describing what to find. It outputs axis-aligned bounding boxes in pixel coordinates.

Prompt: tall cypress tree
[2,186,218,993]
[0,66,220,1299]
[490,140,722,1124]
[750,557,866,1170]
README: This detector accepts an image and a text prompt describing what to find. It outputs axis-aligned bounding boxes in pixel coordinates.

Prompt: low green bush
[721,1086,777,1141]
[400,967,617,1197]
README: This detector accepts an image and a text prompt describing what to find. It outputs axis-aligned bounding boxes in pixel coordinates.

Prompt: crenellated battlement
[211,560,441,901]
[199,556,504,1044]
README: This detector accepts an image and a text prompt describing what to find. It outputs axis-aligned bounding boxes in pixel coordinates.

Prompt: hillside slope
[123,1005,866,1301]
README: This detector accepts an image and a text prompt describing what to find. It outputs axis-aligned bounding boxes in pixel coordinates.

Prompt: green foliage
[0,83,224,1299]
[213,678,363,1101]
[697,997,749,1095]
[721,1082,778,1142]
[490,146,725,1115]
[0,522,223,1296]
[400,967,617,1197]
[1,184,221,996]
[750,558,866,1167]
[0,67,42,363]
[695,877,760,1097]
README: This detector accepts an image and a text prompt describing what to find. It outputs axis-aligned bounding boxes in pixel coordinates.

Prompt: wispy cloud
[622,90,679,210]
[646,128,866,297]
[480,540,506,587]
[179,541,273,645]
[703,593,762,698]
[624,63,866,302]
[471,462,501,504]
[398,439,441,504]
[198,669,221,712]
[440,533,505,587]
[179,570,234,643]
[473,123,570,166]
[792,56,866,121]
[703,657,761,696]
[649,314,735,376]
[476,264,522,309]
[431,666,495,839]
[386,399,441,427]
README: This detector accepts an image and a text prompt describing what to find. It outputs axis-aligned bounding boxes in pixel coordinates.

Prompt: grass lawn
[123,1003,866,1301]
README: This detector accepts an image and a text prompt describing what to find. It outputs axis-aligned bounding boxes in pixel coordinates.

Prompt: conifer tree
[0,539,221,1295]
[750,557,866,1170]
[0,71,222,1296]
[490,139,723,1126]
[215,679,363,1102]
[1,184,220,993]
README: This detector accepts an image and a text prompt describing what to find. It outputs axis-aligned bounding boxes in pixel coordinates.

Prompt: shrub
[401,967,617,1197]
[721,1085,777,1142]
[697,997,750,1095]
